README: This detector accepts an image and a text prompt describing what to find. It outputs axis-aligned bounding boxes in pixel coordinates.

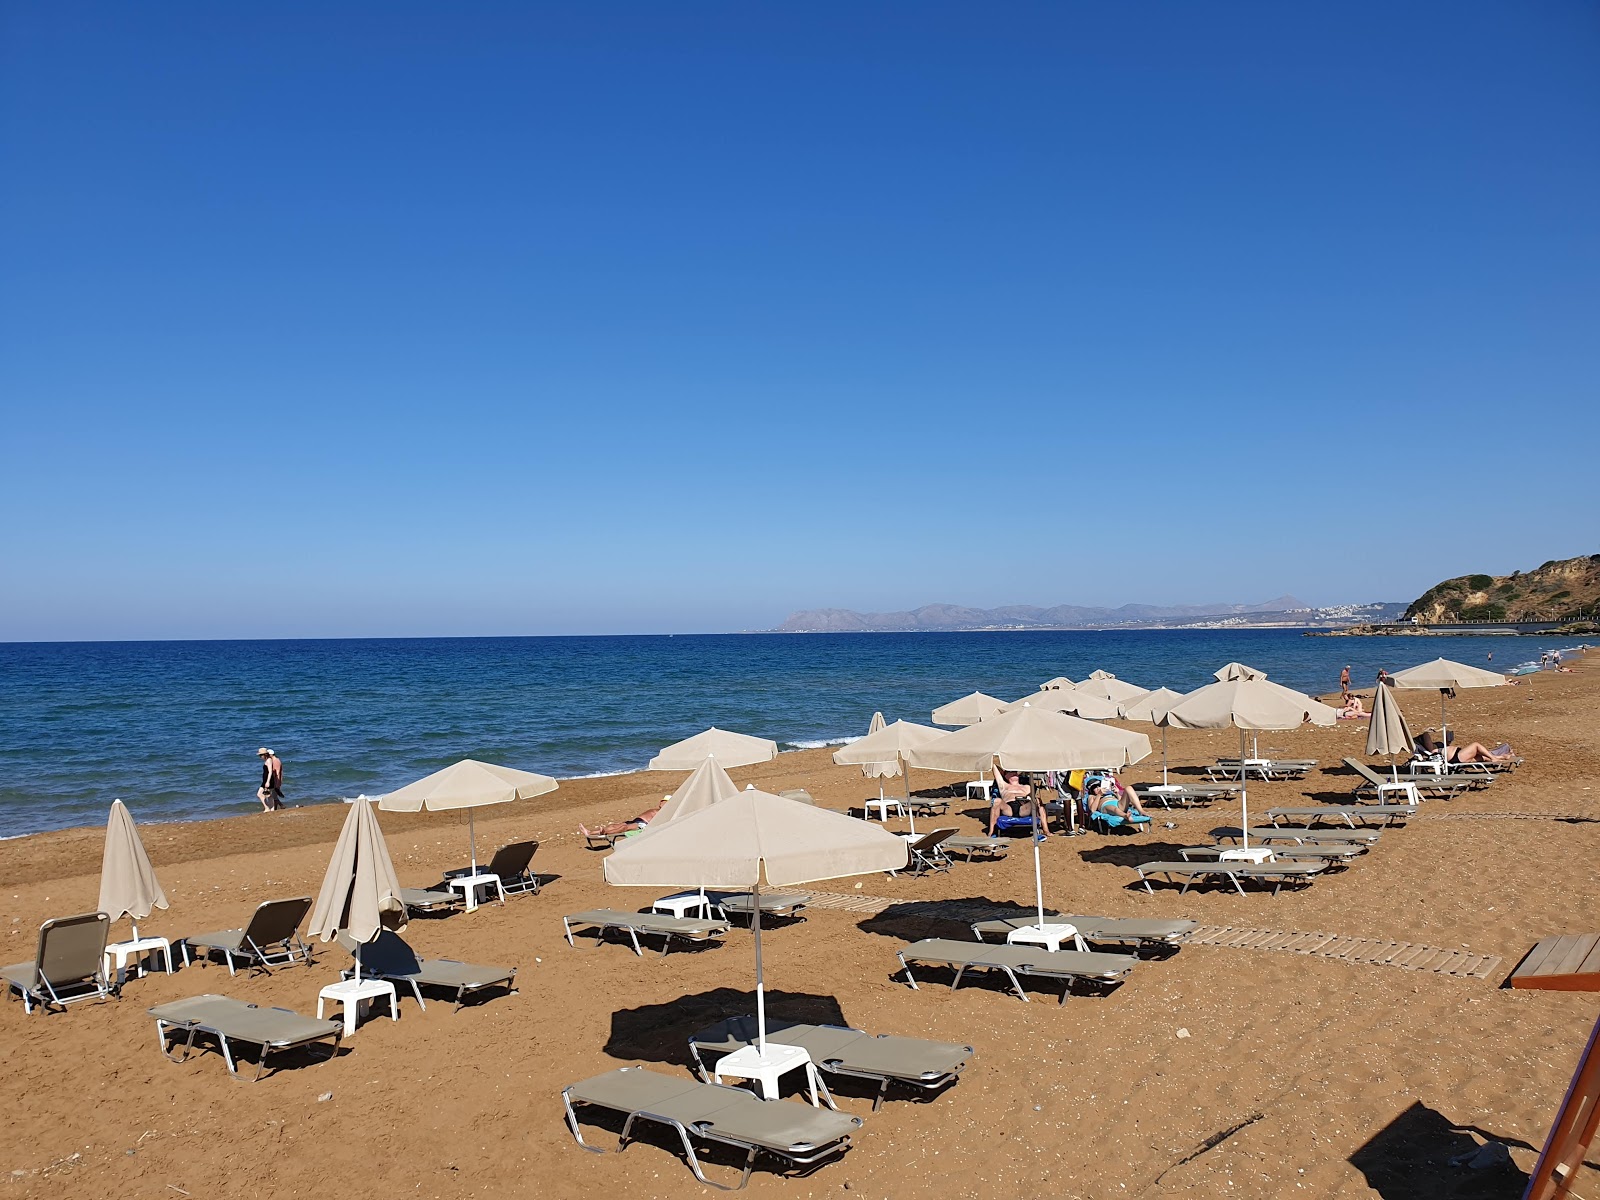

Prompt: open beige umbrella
[1365,683,1414,782]
[930,691,1007,726]
[309,797,406,982]
[1161,678,1337,851]
[1389,658,1507,766]
[655,756,741,824]
[857,712,896,781]
[99,800,169,942]
[378,759,558,875]
[831,718,945,831]
[605,789,906,1054]
[1001,687,1122,720]
[1213,662,1267,682]
[909,704,1152,930]
[1119,686,1187,785]
[1073,670,1150,705]
[648,727,779,771]
[1039,676,1076,690]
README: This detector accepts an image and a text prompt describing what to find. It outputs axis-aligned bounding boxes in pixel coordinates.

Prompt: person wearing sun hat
[256,747,284,811]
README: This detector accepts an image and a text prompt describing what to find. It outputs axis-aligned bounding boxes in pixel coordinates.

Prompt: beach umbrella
[909,704,1152,931]
[1039,676,1076,690]
[1161,678,1337,852]
[832,718,945,832]
[648,727,779,771]
[856,712,897,784]
[654,756,741,824]
[309,797,406,983]
[1389,658,1508,766]
[98,800,169,942]
[378,759,558,875]
[1073,670,1150,705]
[1119,687,1186,785]
[1001,687,1123,720]
[605,789,906,1054]
[1365,683,1414,782]
[1213,662,1267,682]
[930,691,1007,726]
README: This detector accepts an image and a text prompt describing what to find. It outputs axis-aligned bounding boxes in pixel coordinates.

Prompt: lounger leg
[563,1095,607,1154]
[899,958,920,990]
[411,980,427,1011]
[1000,966,1030,1003]
[950,964,969,994]
[1230,873,1247,897]
[219,1034,238,1077]
[1140,872,1156,895]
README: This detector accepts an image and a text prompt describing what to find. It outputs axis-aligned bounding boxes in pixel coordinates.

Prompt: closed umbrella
[378,759,558,875]
[1389,658,1508,768]
[1365,683,1414,782]
[930,691,1007,726]
[1119,687,1186,785]
[648,727,779,771]
[909,704,1152,933]
[1161,678,1337,853]
[308,797,406,982]
[98,800,169,942]
[1073,670,1150,705]
[605,790,906,1054]
[831,718,945,832]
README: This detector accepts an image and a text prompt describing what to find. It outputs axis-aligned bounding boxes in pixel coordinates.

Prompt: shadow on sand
[1348,1100,1533,1199]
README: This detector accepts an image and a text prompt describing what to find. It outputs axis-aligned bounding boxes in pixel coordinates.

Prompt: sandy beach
[3,662,1597,1199]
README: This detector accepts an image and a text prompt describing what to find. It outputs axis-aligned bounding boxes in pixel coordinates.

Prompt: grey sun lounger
[712,892,811,923]
[336,930,517,1011]
[896,938,1136,1004]
[150,994,342,1081]
[1,912,112,1014]
[901,828,959,876]
[971,914,1197,951]
[399,886,464,914]
[1213,825,1382,846]
[1135,861,1327,896]
[904,797,951,817]
[563,1064,862,1190]
[1264,805,1414,828]
[688,1014,973,1110]
[444,839,541,896]
[942,835,1009,862]
[1135,785,1233,809]
[1178,842,1363,865]
[1344,758,1486,799]
[183,896,313,976]
[563,909,730,955]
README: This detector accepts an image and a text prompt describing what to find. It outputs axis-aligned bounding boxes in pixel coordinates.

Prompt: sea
[0,629,1568,838]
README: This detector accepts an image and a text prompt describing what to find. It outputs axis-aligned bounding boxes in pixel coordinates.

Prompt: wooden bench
[1508,932,1600,992]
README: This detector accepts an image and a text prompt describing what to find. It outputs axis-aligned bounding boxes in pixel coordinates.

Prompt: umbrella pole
[469,810,479,875]
[130,920,140,942]
[354,942,361,985]
[1441,692,1449,776]
[1239,728,1250,851]
[1162,727,1169,787]
[753,878,766,1057]
[903,754,916,836]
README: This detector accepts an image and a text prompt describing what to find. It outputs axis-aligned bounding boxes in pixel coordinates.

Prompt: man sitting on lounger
[989,767,1050,837]
[1415,729,1515,765]
[579,798,667,839]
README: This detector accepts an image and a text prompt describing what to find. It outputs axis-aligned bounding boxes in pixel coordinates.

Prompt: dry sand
[3,659,1598,1199]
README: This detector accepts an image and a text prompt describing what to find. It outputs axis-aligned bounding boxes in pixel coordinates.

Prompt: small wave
[782,737,857,750]
[564,769,634,779]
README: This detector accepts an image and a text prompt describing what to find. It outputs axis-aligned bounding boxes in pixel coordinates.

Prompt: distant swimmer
[256,747,284,811]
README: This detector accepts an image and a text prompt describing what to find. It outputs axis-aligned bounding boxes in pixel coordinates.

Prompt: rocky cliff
[1404,554,1600,623]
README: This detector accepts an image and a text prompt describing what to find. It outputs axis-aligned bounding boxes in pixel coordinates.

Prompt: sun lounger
[896,938,1136,1004]
[1343,758,1485,800]
[563,909,730,956]
[942,835,1009,862]
[712,893,811,924]
[1,912,111,1014]
[399,886,464,914]
[334,930,517,1011]
[1208,758,1314,781]
[687,1015,973,1110]
[1134,861,1327,896]
[1212,824,1381,846]
[1136,785,1233,809]
[904,798,951,817]
[1177,842,1362,865]
[901,828,959,875]
[971,913,1197,951]
[1264,805,1414,828]
[184,896,314,976]
[583,830,627,850]
[563,1064,862,1189]
[149,993,343,1081]
[444,840,541,896]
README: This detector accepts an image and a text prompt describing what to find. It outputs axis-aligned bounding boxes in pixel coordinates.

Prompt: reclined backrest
[243,896,313,947]
[486,840,538,878]
[38,912,110,985]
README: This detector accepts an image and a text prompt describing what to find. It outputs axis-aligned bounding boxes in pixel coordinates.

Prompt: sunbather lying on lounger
[578,798,667,839]
[988,767,1050,837]
[1415,730,1514,764]
[1087,774,1148,821]
[1338,694,1367,720]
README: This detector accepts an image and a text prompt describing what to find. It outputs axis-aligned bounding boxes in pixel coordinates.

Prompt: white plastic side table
[448,872,505,912]
[103,936,173,985]
[1005,923,1087,953]
[964,781,990,803]
[317,978,398,1035]
[652,892,710,919]
[713,1042,830,1107]
[863,798,904,822]
[1377,781,1422,805]
[1218,846,1275,863]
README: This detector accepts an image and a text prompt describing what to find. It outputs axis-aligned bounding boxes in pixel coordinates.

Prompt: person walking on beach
[1339,664,1351,703]
[256,747,284,811]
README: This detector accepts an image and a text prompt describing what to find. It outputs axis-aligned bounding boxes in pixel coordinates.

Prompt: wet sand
[2,660,1597,1198]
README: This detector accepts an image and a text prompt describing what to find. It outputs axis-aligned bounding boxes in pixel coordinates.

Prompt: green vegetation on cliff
[1405,554,1600,624]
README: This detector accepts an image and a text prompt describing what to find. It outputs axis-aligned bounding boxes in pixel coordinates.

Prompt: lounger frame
[0,912,112,1014]
[151,997,342,1082]
[183,896,314,977]
[1135,861,1325,896]
[562,910,729,956]
[896,940,1135,1005]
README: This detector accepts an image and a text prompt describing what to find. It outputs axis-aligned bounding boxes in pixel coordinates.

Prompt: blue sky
[3,2,1597,639]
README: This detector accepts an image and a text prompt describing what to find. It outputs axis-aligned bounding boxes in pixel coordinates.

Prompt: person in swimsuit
[1087,773,1149,822]
[1415,729,1513,764]
[988,766,1048,836]
[256,747,284,811]
[579,798,666,839]
[1339,665,1351,704]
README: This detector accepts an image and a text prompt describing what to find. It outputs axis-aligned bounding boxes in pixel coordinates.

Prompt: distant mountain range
[776,597,1409,633]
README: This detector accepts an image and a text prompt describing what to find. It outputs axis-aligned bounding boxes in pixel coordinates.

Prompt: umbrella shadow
[1077,841,1192,868]
[1348,1100,1533,1198]
[854,899,999,944]
[605,987,849,1068]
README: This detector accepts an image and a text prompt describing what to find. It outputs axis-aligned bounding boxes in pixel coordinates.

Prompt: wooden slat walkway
[1509,933,1600,991]
[1187,924,1501,979]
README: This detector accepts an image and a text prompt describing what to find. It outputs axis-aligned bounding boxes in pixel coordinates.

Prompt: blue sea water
[0,629,1560,837]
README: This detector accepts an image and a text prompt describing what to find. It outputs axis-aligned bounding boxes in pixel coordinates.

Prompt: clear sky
[3,2,1597,639]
